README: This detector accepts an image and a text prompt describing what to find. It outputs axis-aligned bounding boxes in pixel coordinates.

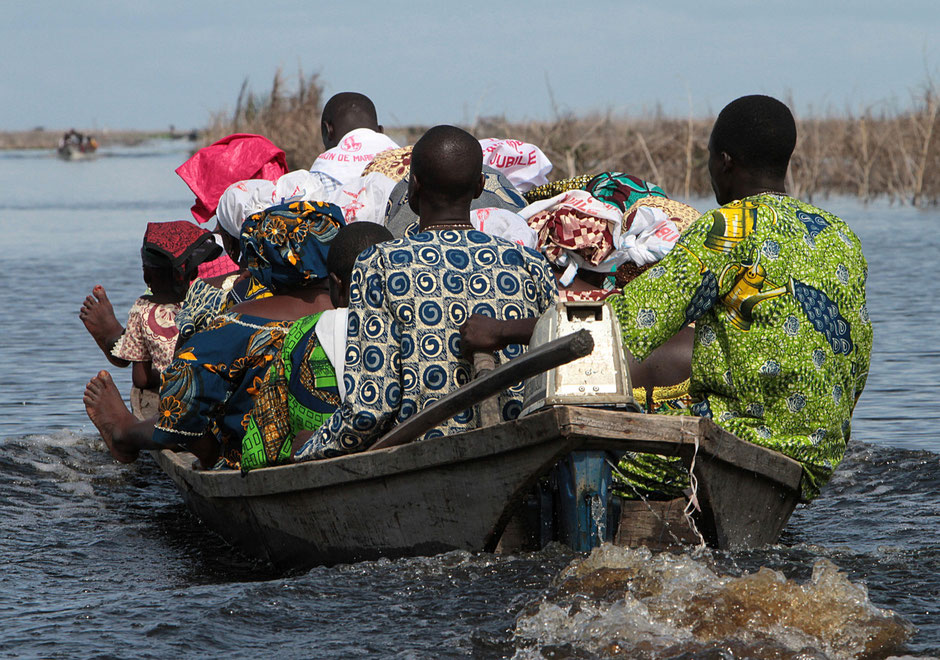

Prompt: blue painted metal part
[555,451,613,551]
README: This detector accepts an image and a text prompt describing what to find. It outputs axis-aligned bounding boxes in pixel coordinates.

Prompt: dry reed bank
[209,72,937,205]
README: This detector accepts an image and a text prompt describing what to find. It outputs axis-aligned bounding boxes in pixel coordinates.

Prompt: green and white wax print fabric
[607,194,873,501]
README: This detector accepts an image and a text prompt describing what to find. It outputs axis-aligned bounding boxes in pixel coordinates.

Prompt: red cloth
[142,220,222,276]
[197,253,239,278]
[143,220,210,262]
[175,134,288,224]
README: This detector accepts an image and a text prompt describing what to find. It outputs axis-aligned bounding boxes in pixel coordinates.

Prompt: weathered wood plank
[555,406,803,491]
[615,498,701,550]
[691,449,800,548]
[151,409,585,567]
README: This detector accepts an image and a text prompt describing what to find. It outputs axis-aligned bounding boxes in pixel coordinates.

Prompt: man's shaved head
[710,95,796,179]
[327,221,393,286]
[321,92,378,127]
[410,125,483,203]
[320,92,382,150]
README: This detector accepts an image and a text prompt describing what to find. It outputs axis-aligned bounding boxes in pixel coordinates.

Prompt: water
[0,143,937,658]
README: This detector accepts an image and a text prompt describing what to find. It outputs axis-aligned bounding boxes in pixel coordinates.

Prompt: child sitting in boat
[241,221,394,471]
[83,201,346,468]
[79,221,221,417]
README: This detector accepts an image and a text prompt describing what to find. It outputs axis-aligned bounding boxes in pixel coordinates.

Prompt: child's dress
[111,297,181,372]
[111,297,181,419]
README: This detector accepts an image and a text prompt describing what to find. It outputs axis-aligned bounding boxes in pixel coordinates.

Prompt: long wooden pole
[370,330,594,451]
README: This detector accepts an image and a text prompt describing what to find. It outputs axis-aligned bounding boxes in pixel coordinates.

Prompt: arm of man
[607,212,726,362]
[460,315,538,355]
[460,246,558,355]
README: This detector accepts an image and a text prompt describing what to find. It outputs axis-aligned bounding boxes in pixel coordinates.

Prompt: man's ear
[377,124,384,135]
[329,272,348,307]
[473,173,485,200]
[407,172,422,215]
[322,120,334,148]
[721,151,733,172]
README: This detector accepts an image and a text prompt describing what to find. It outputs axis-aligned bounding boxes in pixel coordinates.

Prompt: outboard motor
[521,301,640,551]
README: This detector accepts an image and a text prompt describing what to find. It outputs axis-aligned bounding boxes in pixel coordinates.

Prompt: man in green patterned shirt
[607,95,872,500]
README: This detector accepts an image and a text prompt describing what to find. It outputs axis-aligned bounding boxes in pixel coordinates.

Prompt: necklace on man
[432,223,474,231]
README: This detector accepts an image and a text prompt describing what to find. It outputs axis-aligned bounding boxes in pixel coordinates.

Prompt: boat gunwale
[554,406,804,491]
[153,405,803,500]
[153,406,573,499]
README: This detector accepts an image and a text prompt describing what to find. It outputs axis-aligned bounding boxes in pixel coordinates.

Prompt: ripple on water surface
[1,159,939,658]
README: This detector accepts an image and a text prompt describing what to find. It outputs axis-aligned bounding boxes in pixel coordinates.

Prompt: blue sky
[3,0,939,131]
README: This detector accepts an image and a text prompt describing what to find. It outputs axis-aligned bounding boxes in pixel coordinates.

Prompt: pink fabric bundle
[175,134,288,224]
[520,190,623,268]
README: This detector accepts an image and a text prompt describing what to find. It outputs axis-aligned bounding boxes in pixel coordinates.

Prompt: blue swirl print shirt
[295,229,557,460]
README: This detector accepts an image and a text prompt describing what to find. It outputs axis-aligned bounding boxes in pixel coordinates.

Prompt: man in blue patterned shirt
[295,126,557,460]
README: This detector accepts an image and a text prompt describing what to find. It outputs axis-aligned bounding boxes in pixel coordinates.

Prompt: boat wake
[0,430,130,494]
[510,544,914,659]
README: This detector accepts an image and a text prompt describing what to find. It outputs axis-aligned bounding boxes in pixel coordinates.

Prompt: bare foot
[84,371,140,463]
[79,285,124,351]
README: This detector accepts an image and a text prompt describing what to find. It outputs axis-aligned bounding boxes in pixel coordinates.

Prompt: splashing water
[591,492,606,545]
[511,544,913,659]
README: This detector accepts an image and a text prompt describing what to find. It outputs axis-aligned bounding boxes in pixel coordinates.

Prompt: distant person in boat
[80,221,222,418]
[604,94,873,501]
[309,92,399,188]
[293,125,557,461]
[241,221,394,471]
[83,202,344,468]
[60,128,81,147]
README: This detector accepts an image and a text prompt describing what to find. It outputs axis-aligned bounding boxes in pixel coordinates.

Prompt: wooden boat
[151,405,802,568]
[57,143,97,160]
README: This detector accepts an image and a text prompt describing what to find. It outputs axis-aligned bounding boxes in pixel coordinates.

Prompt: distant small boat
[57,135,98,160]
[57,144,97,160]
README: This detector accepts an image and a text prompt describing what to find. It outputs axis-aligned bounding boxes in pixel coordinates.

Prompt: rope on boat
[682,431,707,550]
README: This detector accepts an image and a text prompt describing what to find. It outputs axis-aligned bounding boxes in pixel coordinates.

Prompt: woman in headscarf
[175,170,332,344]
[174,179,276,344]
[83,201,345,470]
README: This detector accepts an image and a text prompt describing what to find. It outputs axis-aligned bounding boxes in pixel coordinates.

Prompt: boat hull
[152,406,803,568]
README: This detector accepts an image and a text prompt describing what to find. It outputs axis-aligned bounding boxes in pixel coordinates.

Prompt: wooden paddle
[369,329,594,451]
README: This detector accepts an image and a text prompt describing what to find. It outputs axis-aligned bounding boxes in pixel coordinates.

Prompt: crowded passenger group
[82,92,872,502]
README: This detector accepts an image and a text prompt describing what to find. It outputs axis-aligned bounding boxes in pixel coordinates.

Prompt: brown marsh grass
[207,73,940,204]
[203,69,324,172]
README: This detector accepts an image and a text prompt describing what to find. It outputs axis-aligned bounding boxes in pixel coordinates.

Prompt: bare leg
[79,286,130,367]
[84,371,159,463]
